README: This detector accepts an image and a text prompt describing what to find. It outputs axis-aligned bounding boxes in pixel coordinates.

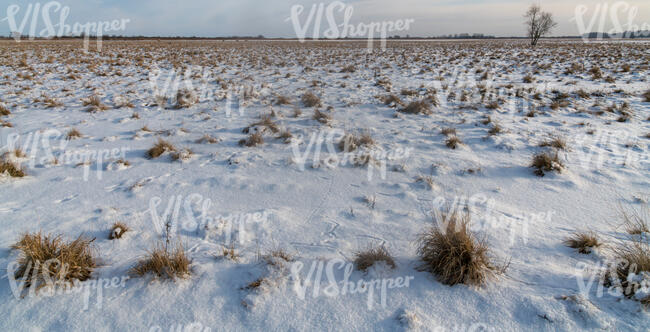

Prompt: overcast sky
[1,0,648,37]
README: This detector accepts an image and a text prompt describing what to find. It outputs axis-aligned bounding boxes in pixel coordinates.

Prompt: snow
[0,39,648,331]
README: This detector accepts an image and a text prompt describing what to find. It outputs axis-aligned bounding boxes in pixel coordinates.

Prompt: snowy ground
[0,39,649,331]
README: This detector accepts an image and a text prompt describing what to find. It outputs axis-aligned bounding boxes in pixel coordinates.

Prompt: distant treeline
[582,30,650,39]
[1,31,649,41]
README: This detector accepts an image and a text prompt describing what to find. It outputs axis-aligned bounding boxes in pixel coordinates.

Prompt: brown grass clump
[643,90,650,103]
[196,134,219,144]
[604,240,650,300]
[340,65,356,73]
[12,232,96,290]
[415,175,435,189]
[0,104,10,116]
[416,212,494,286]
[83,95,109,112]
[621,207,649,235]
[175,88,198,109]
[239,132,264,147]
[131,243,191,280]
[66,128,82,140]
[170,148,193,161]
[338,132,374,152]
[563,231,601,254]
[244,116,279,134]
[531,152,563,176]
[292,106,302,117]
[43,96,63,108]
[617,114,630,123]
[576,90,590,99]
[485,101,500,110]
[278,130,293,143]
[425,90,440,107]
[108,222,129,240]
[539,137,567,150]
[380,94,404,107]
[0,158,25,177]
[445,136,462,149]
[354,246,396,272]
[398,100,432,115]
[261,248,294,268]
[275,95,292,105]
[302,91,321,107]
[116,159,131,167]
[153,94,167,108]
[589,66,602,80]
[523,74,534,83]
[440,127,456,136]
[243,278,266,290]
[264,248,293,263]
[147,139,176,158]
[487,124,503,136]
[601,208,650,302]
[221,245,240,261]
[401,89,418,96]
[12,148,26,158]
[312,109,332,124]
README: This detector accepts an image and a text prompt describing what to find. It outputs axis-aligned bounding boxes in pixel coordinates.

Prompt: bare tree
[524,5,557,47]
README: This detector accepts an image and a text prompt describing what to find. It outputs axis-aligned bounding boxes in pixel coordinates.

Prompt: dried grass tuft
[445,136,462,149]
[416,212,495,286]
[539,137,567,150]
[239,132,264,147]
[0,158,25,177]
[147,139,176,159]
[398,100,432,115]
[66,128,82,140]
[564,231,601,254]
[302,91,321,107]
[12,232,96,290]
[131,243,191,280]
[0,104,10,116]
[312,109,332,124]
[354,246,396,272]
[531,152,563,176]
[108,222,129,240]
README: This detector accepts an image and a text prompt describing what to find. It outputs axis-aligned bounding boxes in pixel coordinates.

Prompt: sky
[0,0,648,38]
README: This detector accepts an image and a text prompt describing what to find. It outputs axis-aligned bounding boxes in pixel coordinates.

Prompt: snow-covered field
[0,39,649,331]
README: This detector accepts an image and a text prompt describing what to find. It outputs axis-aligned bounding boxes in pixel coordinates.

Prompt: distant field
[0,38,648,331]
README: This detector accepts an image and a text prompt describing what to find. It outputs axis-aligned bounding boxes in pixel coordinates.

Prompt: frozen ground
[0,39,648,331]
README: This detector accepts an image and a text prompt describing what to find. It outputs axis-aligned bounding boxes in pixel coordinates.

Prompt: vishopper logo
[148,193,270,245]
[148,64,272,118]
[573,130,647,170]
[286,1,414,51]
[428,193,554,246]
[289,128,412,181]
[5,260,128,311]
[423,64,547,118]
[571,1,650,41]
[575,259,650,301]
[290,258,414,310]
[1,130,130,181]
[1,1,130,51]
